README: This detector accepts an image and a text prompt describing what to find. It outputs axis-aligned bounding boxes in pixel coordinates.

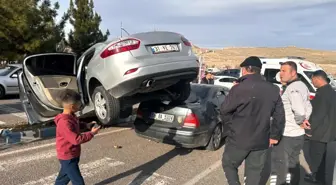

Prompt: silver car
[19,31,199,125]
[0,64,22,98]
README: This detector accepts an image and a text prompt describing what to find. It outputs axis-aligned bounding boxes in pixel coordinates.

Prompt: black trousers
[222,144,267,185]
[261,135,304,185]
[326,141,336,185]
[309,140,327,182]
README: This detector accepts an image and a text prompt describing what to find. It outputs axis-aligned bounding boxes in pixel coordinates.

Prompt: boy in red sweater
[54,89,101,185]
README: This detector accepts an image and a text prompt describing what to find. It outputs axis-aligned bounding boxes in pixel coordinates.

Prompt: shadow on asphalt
[95,147,192,185]
[95,130,193,185]
[0,95,20,100]
[0,102,23,116]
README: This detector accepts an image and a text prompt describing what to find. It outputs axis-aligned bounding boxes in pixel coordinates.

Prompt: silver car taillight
[100,38,140,58]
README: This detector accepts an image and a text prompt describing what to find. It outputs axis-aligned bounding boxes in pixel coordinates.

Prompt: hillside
[192,46,336,74]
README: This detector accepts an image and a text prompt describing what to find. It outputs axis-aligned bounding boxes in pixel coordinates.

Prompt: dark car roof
[190,83,229,93]
[187,84,229,103]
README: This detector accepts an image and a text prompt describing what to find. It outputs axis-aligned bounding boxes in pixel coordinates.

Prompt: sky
[53,0,336,50]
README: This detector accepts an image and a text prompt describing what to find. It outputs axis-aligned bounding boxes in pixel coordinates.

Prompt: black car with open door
[134,84,229,151]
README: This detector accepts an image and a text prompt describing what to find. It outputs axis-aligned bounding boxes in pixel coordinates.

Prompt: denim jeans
[54,157,85,185]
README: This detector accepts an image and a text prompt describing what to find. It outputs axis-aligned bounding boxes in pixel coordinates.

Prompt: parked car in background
[134,84,229,151]
[18,31,199,125]
[0,64,22,98]
[206,67,220,73]
[214,69,240,79]
[214,76,238,89]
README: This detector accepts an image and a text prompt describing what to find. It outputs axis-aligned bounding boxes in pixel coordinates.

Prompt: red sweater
[55,113,94,160]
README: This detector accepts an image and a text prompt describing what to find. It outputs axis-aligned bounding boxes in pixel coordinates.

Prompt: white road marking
[0,128,131,158]
[0,150,56,171]
[182,160,222,185]
[23,157,125,185]
[128,172,175,185]
[0,104,27,119]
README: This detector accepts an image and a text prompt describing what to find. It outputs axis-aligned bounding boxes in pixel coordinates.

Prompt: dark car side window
[25,55,76,76]
[219,78,236,83]
[264,69,280,84]
[298,74,316,93]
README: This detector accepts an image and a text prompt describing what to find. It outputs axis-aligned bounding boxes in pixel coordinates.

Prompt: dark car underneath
[133,84,229,151]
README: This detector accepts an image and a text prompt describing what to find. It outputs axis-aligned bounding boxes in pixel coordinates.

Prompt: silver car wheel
[213,126,222,148]
[94,92,107,119]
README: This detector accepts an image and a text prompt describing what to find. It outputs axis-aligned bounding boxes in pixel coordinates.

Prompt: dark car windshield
[186,85,211,103]
[0,66,17,76]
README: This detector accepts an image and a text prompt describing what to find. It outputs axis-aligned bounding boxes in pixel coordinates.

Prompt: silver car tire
[92,86,120,125]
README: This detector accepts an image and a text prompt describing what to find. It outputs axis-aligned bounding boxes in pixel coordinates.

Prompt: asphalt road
[0,125,321,185]
[0,96,27,127]
[0,97,323,185]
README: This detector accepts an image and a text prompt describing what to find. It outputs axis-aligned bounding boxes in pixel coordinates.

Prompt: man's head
[205,72,212,79]
[210,73,215,79]
[280,61,298,83]
[240,56,262,76]
[311,70,329,88]
[58,89,82,113]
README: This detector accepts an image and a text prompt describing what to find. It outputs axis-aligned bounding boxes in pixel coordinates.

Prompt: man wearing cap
[305,70,336,184]
[220,56,285,185]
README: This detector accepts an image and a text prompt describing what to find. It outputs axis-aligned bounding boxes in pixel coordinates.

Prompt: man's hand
[269,139,278,147]
[300,120,311,129]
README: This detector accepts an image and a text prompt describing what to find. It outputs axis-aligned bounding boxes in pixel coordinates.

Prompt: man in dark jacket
[305,70,336,184]
[201,72,214,84]
[221,56,285,185]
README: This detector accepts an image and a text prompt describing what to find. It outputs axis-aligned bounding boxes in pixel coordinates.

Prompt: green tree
[0,0,67,61]
[68,0,110,55]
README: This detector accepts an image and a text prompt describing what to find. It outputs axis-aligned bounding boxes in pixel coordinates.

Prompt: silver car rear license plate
[150,112,175,122]
[151,44,179,54]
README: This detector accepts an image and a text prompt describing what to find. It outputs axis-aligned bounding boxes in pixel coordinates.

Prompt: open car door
[19,53,78,124]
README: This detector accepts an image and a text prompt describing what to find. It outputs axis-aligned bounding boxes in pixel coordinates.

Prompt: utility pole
[120,22,123,38]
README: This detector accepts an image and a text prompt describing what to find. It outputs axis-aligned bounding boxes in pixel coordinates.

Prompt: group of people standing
[219,56,336,185]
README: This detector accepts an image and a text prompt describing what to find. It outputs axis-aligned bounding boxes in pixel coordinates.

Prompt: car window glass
[186,85,211,103]
[298,74,316,93]
[0,66,17,76]
[15,69,22,74]
[219,78,233,82]
[264,69,280,84]
[25,55,75,76]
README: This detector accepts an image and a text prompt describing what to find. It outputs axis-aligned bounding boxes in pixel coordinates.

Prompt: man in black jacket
[305,70,336,184]
[201,72,214,84]
[221,56,285,185]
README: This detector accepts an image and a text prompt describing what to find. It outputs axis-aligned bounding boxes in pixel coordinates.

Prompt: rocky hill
[192,46,336,74]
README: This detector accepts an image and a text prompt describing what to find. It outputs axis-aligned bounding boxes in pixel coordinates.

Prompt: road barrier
[0,115,136,146]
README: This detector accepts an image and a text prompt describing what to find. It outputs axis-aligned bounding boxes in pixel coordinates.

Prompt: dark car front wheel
[206,124,223,151]
[92,86,120,125]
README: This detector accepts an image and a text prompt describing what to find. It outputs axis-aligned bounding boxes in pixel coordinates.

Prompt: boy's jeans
[55,157,85,185]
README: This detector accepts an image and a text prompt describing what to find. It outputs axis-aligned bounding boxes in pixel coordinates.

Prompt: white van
[240,56,336,100]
